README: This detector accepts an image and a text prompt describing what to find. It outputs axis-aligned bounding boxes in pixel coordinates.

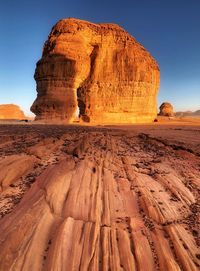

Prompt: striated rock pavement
[0,123,199,270]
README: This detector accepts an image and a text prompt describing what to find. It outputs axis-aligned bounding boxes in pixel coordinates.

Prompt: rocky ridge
[176,110,200,117]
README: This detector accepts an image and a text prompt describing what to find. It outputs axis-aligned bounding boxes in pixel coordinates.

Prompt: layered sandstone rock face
[159,102,174,117]
[0,104,26,119]
[31,18,160,123]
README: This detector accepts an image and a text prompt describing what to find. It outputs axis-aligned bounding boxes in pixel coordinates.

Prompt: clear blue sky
[0,0,199,115]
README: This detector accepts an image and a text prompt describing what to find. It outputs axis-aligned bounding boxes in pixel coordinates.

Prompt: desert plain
[0,118,199,271]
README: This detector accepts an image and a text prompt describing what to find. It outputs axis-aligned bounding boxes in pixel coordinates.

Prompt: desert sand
[0,120,199,270]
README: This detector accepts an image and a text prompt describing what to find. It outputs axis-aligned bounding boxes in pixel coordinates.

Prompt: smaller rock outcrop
[159,102,174,117]
[0,104,26,120]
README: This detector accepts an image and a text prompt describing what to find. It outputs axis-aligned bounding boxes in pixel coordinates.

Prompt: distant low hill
[0,104,26,120]
[176,110,200,117]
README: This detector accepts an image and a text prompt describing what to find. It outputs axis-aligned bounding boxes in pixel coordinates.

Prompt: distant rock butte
[159,102,174,117]
[0,104,26,120]
[31,18,160,123]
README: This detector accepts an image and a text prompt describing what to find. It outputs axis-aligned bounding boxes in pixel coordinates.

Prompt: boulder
[31,18,160,123]
[159,102,174,117]
[0,104,26,120]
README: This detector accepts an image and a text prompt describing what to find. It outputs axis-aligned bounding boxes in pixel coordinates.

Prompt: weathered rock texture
[0,104,26,119]
[159,102,174,117]
[31,18,160,123]
[0,155,38,192]
[0,125,200,270]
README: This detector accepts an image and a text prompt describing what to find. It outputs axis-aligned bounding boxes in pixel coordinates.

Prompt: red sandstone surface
[0,122,199,270]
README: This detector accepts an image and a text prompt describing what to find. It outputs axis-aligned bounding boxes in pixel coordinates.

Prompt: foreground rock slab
[31,18,160,123]
[0,124,199,270]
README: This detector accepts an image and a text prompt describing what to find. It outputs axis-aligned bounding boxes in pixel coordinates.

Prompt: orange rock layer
[31,18,160,123]
[0,104,26,119]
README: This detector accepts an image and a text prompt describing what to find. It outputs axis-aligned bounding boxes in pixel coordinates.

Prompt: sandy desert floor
[0,122,199,270]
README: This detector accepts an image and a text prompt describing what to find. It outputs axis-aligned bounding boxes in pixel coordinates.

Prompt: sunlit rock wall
[31,18,160,123]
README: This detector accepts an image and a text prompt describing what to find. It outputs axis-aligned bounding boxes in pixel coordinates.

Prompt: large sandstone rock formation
[31,18,160,123]
[0,104,26,119]
[159,102,174,117]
